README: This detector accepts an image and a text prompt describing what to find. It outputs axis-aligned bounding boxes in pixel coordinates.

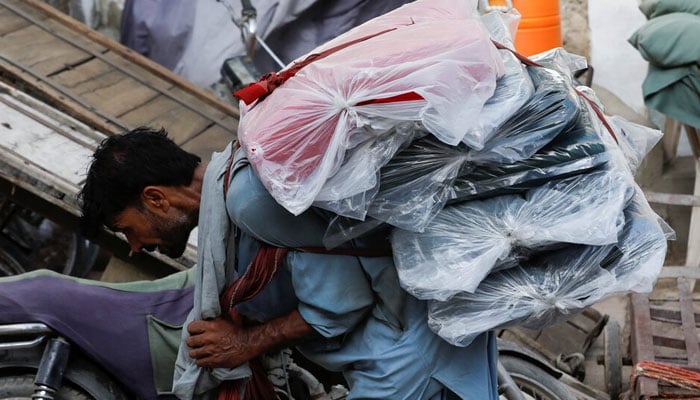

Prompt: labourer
[79,127,498,400]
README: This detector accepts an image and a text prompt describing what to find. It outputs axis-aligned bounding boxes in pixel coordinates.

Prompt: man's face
[111,206,195,258]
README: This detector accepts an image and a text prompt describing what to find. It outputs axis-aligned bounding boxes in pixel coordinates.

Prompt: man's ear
[141,186,170,215]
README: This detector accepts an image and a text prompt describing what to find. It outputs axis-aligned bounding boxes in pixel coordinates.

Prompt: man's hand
[186,318,256,368]
[186,310,316,368]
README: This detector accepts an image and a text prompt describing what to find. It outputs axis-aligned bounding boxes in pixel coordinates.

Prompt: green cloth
[628,12,700,68]
[0,267,195,291]
[639,0,700,19]
[642,63,700,128]
[629,2,700,128]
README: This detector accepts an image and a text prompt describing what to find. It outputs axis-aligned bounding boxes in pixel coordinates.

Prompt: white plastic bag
[238,0,504,216]
[392,169,632,300]
[426,191,668,347]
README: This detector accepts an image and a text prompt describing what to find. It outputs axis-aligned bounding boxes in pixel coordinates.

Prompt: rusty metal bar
[630,293,659,398]
[677,277,700,368]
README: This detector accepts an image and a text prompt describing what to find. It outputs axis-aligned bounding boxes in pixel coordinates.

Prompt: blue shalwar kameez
[226,163,499,400]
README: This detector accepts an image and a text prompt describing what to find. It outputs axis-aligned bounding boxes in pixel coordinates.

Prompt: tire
[0,237,27,277]
[500,356,577,400]
[0,375,93,400]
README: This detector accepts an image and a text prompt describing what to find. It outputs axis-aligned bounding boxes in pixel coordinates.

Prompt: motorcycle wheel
[0,375,92,400]
[0,237,26,277]
[500,356,577,400]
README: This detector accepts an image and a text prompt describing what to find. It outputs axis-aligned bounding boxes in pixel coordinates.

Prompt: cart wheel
[604,319,622,400]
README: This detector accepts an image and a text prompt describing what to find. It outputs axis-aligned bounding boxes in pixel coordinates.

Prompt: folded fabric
[639,0,700,19]
[641,63,700,129]
[238,0,504,216]
[426,192,668,346]
[451,106,608,201]
[355,65,580,231]
[628,12,700,68]
[461,50,535,149]
[392,169,631,300]
[468,66,580,164]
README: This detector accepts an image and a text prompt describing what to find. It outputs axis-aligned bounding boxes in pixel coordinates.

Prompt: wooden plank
[0,24,92,76]
[686,125,700,160]
[181,125,235,161]
[660,267,700,280]
[100,51,237,133]
[164,85,234,124]
[118,96,212,144]
[644,191,700,207]
[0,5,34,36]
[19,0,239,119]
[677,277,700,368]
[686,159,700,270]
[80,73,160,118]
[663,117,681,164]
[630,293,659,397]
[100,49,174,94]
[0,60,124,135]
[51,58,111,89]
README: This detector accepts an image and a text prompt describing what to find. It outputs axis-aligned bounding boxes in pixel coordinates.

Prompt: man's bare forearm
[187,310,317,368]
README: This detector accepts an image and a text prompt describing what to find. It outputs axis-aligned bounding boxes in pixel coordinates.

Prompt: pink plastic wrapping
[237,0,504,215]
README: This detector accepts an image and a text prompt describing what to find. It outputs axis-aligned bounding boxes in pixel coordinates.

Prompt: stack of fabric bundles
[236,0,671,347]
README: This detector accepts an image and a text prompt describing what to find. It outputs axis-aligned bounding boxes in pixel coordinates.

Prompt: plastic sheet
[238,0,504,216]
[337,66,581,231]
[392,169,632,300]
[451,102,608,201]
[467,66,580,164]
[312,122,418,219]
[461,50,535,149]
[427,191,668,347]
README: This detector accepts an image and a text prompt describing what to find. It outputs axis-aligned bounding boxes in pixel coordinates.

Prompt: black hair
[79,127,201,238]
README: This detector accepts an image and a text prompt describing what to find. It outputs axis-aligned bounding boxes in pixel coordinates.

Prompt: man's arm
[186,310,316,368]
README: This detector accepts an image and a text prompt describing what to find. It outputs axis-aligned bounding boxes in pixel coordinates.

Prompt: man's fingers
[186,335,204,348]
[187,319,207,334]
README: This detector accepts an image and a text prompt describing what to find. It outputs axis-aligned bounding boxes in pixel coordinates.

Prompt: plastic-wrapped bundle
[312,122,419,219]
[609,115,663,174]
[237,0,504,216]
[461,50,535,149]
[391,169,632,300]
[426,192,668,347]
[350,66,581,231]
[451,103,608,201]
[466,66,580,164]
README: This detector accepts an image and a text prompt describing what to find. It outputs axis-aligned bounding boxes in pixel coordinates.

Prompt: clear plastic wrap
[238,0,504,216]
[426,191,668,347]
[312,122,418,219]
[467,66,581,164]
[461,50,535,149]
[451,102,608,201]
[364,135,472,231]
[391,169,632,300]
[530,47,589,82]
[608,115,664,174]
[335,66,581,232]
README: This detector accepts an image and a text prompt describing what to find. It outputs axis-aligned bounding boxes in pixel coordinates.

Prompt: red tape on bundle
[491,41,618,144]
[234,27,423,106]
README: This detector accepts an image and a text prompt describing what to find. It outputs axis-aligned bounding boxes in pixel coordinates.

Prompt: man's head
[80,127,202,258]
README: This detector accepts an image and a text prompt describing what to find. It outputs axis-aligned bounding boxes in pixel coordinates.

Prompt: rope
[631,361,700,398]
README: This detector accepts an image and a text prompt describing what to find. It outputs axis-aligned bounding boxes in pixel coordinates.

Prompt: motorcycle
[0,268,578,400]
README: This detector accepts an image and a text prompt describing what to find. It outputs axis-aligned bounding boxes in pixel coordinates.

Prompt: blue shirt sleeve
[227,165,374,337]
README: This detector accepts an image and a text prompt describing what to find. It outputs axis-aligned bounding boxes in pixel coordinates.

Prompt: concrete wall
[589,0,648,115]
